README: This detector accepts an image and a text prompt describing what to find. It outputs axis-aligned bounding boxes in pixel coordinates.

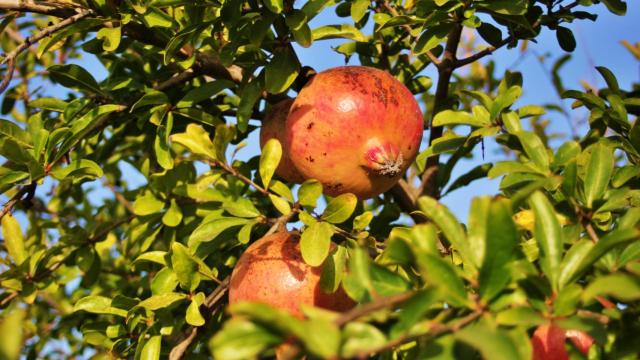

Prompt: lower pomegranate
[228,231,355,318]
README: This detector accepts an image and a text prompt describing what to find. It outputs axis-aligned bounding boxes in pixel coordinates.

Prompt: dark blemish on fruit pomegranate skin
[306,156,315,162]
[307,122,315,130]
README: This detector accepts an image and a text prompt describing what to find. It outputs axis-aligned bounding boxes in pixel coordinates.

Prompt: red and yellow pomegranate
[228,231,355,318]
[285,66,424,199]
[532,324,595,360]
[259,99,305,183]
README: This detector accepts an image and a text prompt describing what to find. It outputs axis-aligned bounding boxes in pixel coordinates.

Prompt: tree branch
[0,182,36,221]
[420,23,463,199]
[0,0,77,17]
[0,8,94,94]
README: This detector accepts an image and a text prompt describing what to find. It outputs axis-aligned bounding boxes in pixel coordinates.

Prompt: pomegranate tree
[228,231,355,318]
[285,66,424,199]
[259,99,305,183]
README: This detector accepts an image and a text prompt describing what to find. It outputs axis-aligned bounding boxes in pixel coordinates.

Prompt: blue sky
[3,2,639,223]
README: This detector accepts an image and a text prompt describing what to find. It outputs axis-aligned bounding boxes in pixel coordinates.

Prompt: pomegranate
[228,231,355,318]
[532,324,594,360]
[259,99,305,183]
[285,66,424,199]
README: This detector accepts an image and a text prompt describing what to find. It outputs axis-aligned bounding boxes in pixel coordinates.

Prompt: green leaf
[416,253,470,308]
[0,308,24,360]
[213,124,236,162]
[583,273,640,302]
[151,267,179,295]
[139,292,188,310]
[584,143,614,208]
[479,199,517,302]
[171,124,216,160]
[186,293,206,326]
[260,138,282,190]
[476,0,528,15]
[189,217,250,244]
[50,159,104,182]
[416,197,471,268]
[133,191,165,216]
[223,198,260,218]
[528,191,563,291]
[390,289,438,338]
[601,0,627,15]
[312,24,367,42]
[1,213,26,265]
[322,193,357,224]
[97,26,121,51]
[477,22,503,47]
[320,245,347,293]
[563,227,640,284]
[433,109,490,127]
[350,0,369,23]
[341,322,387,358]
[237,78,263,132]
[456,323,521,360]
[596,66,621,94]
[162,199,183,227]
[176,80,235,108]
[210,318,282,360]
[130,90,169,112]
[556,26,576,52]
[371,265,411,296]
[414,24,450,55]
[552,141,581,168]
[171,242,199,292]
[140,335,161,360]
[269,194,292,215]
[0,119,31,148]
[263,0,283,13]
[558,240,593,289]
[265,48,300,94]
[300,222,334,266]
[514,131,550,172]
[133,251,168,266]
[48,64,107,97]
[74,296,128,317]
[298,179,323,207]
[496,307,544,326]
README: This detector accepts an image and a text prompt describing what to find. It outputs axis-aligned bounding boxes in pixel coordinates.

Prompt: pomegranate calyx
[365,141,404,177]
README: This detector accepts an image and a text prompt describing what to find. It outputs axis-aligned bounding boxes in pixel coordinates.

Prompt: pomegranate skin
[259,99,306,183]
[532,324,569,360]
[228,231,355,318]
[285,66,424,199]
[532,324,595,360]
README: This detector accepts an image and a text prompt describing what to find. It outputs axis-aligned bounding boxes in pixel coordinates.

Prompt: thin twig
[209,159,269,195]
[0,8,94,94]
[0,292,18,307]
[155,69,197,91]
[0,182,36,221]
[355,310,482,357]
[335,291,414,326]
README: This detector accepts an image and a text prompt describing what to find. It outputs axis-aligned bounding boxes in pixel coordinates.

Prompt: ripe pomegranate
[532,324,594,360]
[259,99,305,183]
[228,231,355,318]
[285,66,424,199]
